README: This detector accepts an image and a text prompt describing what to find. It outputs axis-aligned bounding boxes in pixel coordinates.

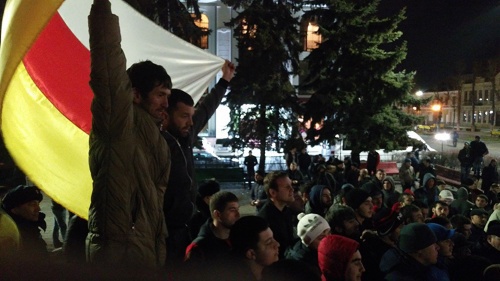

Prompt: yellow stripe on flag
[2,62,91,218]
[0,0,64,123]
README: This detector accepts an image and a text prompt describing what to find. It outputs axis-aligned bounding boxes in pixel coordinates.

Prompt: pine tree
[301,0,419,163]
[221,0,303,171]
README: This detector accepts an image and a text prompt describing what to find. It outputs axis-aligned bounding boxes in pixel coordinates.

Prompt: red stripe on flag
[23,12,92,134]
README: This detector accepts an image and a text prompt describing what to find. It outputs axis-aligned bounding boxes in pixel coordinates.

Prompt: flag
[0,0,224,218]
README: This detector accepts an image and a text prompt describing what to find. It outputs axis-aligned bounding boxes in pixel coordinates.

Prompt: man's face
[11,200,41,222]
[402,194,414,206]
[491,185,500,194]
[432,203,449,217]
[371,195,383,209]
[253,228,279,266]
[382,180,393,191]
[426,178,435,188]
[321,188,333,208]
[475,197,488,209]
[341,218,360,237]
[137,85,170,120]
[218,201,240,229]
[418,243,439,266]
[375,171,386,181]
[410,210,425,223]
[487,235,500,251]
[272,177,295,204]
[344,250,365,281]
[356,197,374,219]
[167,102,195,138]
[459,224,472,239]
[309,228,330,251]
[437,239,454,258]
[255,174,263,182]
[470,215,487,227]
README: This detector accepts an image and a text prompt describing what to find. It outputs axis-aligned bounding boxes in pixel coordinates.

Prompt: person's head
[427,223,455,258]
[469,209,489,227]
[490,183,500,195]
[230,216,279,266]
[423,173,436,189]
[209,191,240,229]
[255,170,266,183]
[2,185,43,222]
[438,190,454,205]
[483,264,500,281]
[296,213,330,250]
[345,189,373,221]
[382,177,395,191]
[198,179,221,206]
[431,201,450,218]
[166,89,195,138]
[264,171,294,206]
[403,158,412,167]
[289,162,298,171]
[475,194,489,209]
[485,220,500,252]
[127,60,171,120]
[398,223,439,266]
[361,182,383,209]
[373,207,404,244]
[375,169,386,181]
[318,235,364,281]
[450,214,472,239]
[248,150,253,155]
[412,200,429,219]
[462,177,475,188]
[400,204,424,224]
[463,142,470,148]
[475,135,480,141]
[428,216,452,229]
[325,205,360,238]
[399,192,415,207]
[422,157,431,167]
[488,159,497,167]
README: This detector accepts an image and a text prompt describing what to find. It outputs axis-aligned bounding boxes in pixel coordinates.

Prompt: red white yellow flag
[0,0,224,218]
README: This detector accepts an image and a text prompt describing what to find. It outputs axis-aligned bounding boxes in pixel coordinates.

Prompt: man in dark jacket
[367,150,380,176]
[458,142,473,183]
[472,220,500,264]
[162,61,234,262]
[184,191,239,265]
[1,185,47,257]
[380,223,444,281]
[481,159,498,194]
[258,171,296,258]
[470,136,489,177]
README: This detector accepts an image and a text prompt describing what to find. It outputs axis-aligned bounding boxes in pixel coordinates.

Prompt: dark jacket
[470,140,488,159]
[450,187,474,216]
[8,212,47,256]
[187,196,211,239]
[458,147,472,166]
[285,240,321,276]
[380,248,440,281]
[472,239,500,264]
[258,201,296,258]
[382,177,400,208]
[87,1,169,267]
[162,79,229,230]
[481,163,498,192]
[360,232,393,281]
[414,173,438,206]
[305,185,329,217]
[184,219,231,264]
[251,181,268,213]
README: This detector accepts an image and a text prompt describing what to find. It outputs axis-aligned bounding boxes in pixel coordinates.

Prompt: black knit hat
[345,188,370,210]
[398,223,437,253]
[373,207,403,236]
[486,220,500,236]
[2,185,43,211]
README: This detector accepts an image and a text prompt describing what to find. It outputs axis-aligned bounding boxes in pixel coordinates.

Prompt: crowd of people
[0,0,499,280]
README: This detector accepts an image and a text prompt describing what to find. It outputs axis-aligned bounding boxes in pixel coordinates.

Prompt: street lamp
[435,132,450,155]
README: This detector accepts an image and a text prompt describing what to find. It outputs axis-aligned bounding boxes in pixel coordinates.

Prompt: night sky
[380,0,499,90]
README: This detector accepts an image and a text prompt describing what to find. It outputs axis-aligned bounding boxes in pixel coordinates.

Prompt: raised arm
[88,0,133,139]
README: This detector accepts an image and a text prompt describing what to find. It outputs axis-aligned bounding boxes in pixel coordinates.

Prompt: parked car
[193,149,238,168]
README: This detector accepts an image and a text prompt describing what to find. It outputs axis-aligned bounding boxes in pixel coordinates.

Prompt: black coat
[258,201,296,259]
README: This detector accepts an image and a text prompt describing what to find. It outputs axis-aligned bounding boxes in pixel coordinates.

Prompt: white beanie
[297,213,331,246]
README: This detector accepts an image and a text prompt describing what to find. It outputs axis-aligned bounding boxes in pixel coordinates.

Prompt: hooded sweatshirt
[450,187,474,216]
[414,173,438,206]
[305,185,330,217]
[382,176,400,208]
